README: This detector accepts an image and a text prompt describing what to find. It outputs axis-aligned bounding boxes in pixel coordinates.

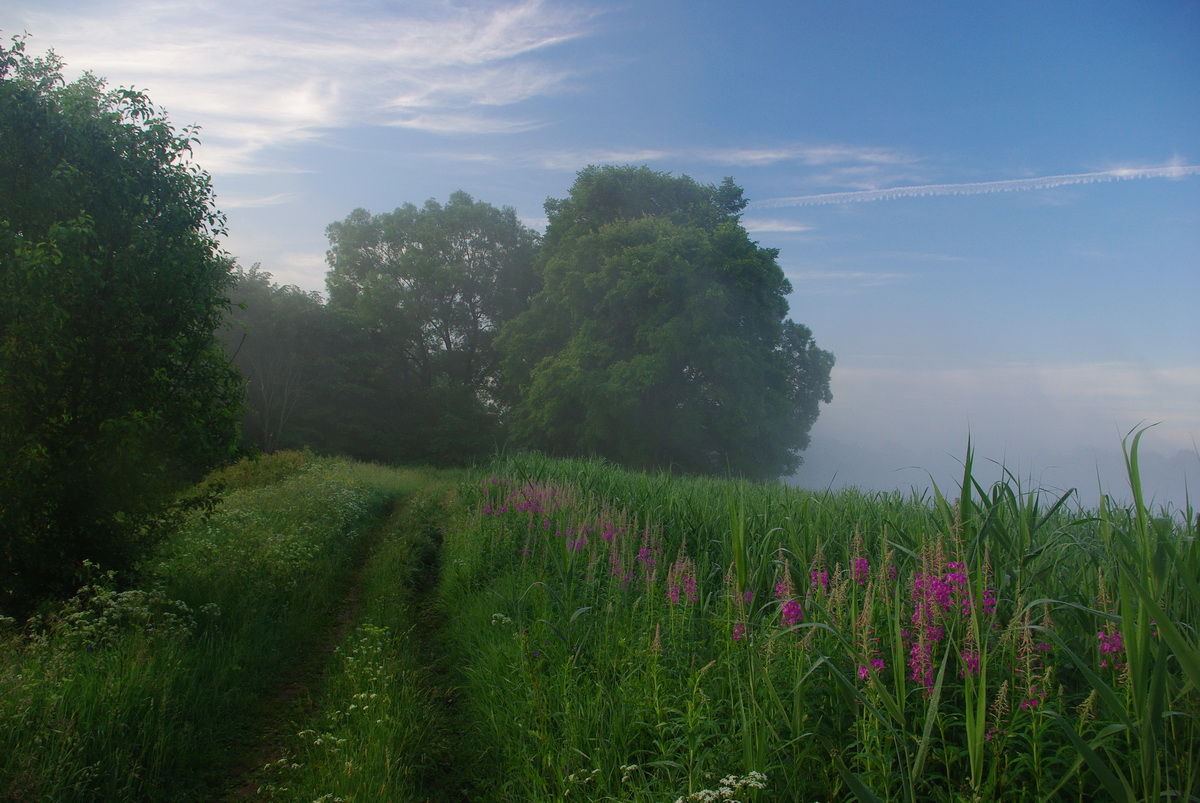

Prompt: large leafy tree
[0,38,242,611]
[498,165,834,479]
[325,191,539,461]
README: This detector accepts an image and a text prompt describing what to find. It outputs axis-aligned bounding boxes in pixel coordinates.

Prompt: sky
[4,0,1198,510]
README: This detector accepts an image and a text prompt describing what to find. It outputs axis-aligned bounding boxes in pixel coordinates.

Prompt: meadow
[1,433,1197,801]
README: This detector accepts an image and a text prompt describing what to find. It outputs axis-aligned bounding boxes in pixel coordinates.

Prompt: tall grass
[0,452,419,801]
[3,440,1194,800]
[254,480,464,802]
[436,437,1198,801]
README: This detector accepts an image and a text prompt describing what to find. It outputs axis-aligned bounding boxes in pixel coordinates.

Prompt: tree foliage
[324,191,539,461]
[499,165,833,479]
[221,265,335,454]
[0,37,241,611]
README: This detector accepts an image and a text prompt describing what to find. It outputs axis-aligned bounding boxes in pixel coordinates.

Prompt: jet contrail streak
[752,164,1200,208]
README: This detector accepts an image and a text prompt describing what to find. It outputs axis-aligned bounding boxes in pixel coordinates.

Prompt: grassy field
[2,435,1197,801]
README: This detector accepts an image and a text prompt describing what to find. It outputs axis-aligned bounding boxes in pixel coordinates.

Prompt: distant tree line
[1,35,833,615]
[225,166,835,479]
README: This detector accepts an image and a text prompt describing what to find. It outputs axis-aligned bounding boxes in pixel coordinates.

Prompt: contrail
[752,164,1200,208]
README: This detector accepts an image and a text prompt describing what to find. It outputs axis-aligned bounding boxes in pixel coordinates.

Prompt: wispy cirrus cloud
[741,218,814,233]
[217,192,299,209]
[7,0,595,174]
[699,144,916,167]
[533,148,674,171]
[754,162,1200,208]
[529,141,918,174]
[784,269,915,293]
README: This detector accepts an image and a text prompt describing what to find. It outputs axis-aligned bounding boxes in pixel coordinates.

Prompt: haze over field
[4,0,1196,507]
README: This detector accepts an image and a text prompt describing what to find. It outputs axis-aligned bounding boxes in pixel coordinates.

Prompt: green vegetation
[4,442,1194,801]
[500,165,834,479]
[2,37,1195,803]
[0,36,242,612]
[223,167,834,480]
[432,437,1198,801]
[0,452,422,800]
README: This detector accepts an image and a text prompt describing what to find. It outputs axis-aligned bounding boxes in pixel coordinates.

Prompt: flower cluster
[675,771,768,803]
[666,554,699,605]
[1098,623,1124,670]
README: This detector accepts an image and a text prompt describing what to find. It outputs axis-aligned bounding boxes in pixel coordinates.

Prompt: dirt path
[216,502,398,800]
[215,485,474,801]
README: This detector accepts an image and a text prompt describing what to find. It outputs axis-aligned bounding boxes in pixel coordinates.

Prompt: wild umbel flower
[675,771,768,803]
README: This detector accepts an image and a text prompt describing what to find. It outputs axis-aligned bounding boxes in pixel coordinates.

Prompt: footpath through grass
[3,439,1197,801]
[0,452,432,800]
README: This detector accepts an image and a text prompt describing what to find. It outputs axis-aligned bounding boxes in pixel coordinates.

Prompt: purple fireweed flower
[666,556,698,605]
[742,589,754,606]
[853,557,870,586]
[982,588,997,616]
[961,649,981,677]
[1099,625,1124,669]
[1020,686,1044,710]
[733,623,747,641]
[910,638,934,690]
[858,659,885,680]
[781,599,803,628]
[811,570,829,591]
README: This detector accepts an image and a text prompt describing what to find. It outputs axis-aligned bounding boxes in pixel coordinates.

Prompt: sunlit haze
[5,0,1197,508]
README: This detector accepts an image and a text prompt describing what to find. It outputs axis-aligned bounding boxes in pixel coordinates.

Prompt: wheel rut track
[219,487,472,802]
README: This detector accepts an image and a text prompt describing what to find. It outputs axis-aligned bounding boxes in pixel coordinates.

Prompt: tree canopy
[0,37,241,611]
[324,191,539,461]
[498,165,833,479]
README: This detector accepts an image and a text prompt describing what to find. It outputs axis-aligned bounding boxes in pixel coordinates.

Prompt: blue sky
[4,0,1198,508]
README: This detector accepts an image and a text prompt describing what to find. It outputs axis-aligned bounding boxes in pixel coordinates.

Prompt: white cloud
[218,192,299,209]
[754,164,1200,208]
[9,0,594,174]
[533,148,674,171]
[698,144,916,167]
[740,218,813,233]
